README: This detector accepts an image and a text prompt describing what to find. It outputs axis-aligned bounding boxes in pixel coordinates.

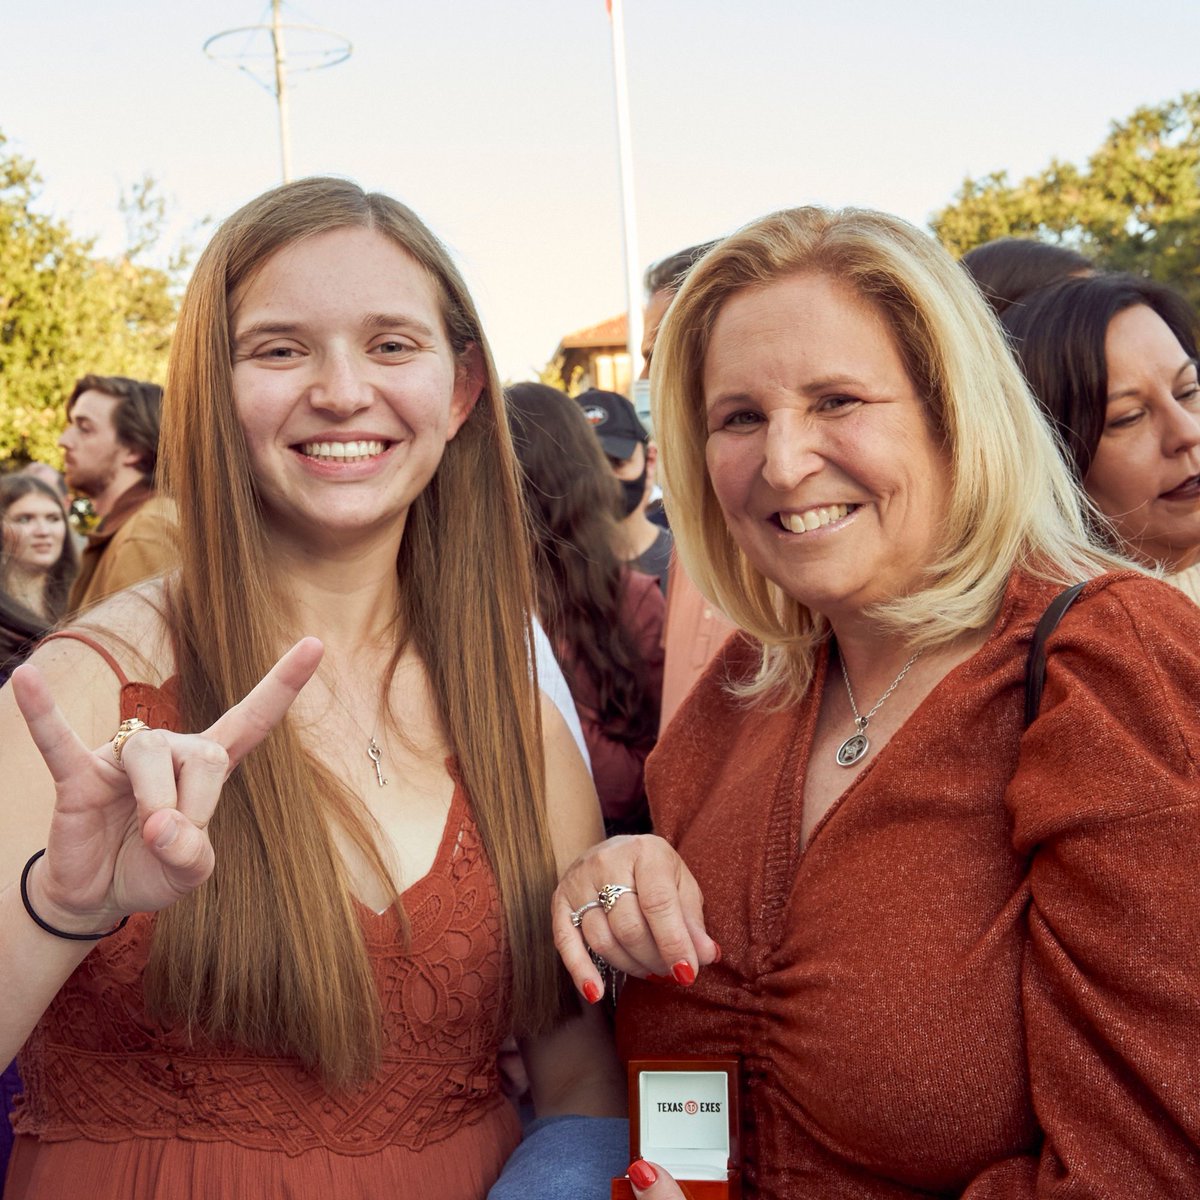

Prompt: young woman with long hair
[0,178,621,1199]
[0,474,77,683]
[506,383,664,835]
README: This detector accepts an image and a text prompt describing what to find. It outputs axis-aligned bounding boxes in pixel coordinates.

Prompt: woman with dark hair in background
[1004,273,1200,600]
[507,382,664,835]
[0,475,77,684]
[961,236,1091,316]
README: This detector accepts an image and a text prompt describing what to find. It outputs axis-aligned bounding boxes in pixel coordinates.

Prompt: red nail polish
[628,1159,657,1189]
[712,941,723,964]
[583,980,603,1004]
[672,960,696,986]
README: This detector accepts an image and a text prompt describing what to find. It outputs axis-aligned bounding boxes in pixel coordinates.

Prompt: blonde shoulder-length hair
[153,177,566,1086]
[652,206,1132,704]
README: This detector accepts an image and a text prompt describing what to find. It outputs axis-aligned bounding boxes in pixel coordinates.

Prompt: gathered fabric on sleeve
[993,579,1200,1197]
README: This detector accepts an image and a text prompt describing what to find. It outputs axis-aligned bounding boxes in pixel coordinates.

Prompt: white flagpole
[608,0,643,392]
[270,0,293,183]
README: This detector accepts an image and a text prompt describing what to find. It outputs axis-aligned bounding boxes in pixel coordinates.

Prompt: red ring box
[611,1057,740,1200]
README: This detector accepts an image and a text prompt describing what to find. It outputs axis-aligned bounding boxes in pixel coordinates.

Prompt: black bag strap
[1023,581,1087,728]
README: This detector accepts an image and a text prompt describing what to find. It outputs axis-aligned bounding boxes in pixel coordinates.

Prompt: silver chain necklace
[835,646,923,767]
[318,674,389,788]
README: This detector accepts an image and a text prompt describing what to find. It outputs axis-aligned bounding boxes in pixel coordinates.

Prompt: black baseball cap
[575,389,648,460]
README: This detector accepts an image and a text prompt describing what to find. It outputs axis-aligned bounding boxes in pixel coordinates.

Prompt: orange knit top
[6,638,520,1199]
[616,571,1200,1198]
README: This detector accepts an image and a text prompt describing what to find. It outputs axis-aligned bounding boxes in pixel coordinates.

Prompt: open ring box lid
[611,1057,741,1200]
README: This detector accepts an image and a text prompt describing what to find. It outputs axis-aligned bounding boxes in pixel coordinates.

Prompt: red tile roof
[558,313,628,350]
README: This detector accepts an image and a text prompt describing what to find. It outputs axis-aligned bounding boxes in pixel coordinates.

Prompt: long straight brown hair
[505,383,657,749]
[151,178,566,1086]
[0,474,78,618]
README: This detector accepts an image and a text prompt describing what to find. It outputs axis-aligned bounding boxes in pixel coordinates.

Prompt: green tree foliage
[931,93,1200,303]
[0,134,183,466]
[536,358,586,396]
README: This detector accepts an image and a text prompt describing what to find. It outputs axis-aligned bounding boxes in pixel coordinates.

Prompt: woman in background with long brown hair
[0,473,77,1184]
[0,178,621,1199]
[507,383,664,835]
[0,475,77,684]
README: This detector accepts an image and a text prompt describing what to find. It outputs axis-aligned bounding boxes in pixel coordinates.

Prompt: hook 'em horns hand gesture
[10,638,323,937]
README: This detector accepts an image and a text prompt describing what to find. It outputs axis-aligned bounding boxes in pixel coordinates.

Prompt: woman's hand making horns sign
[10,638,323,938]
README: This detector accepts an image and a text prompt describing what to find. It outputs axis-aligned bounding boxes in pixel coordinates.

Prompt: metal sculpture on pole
[204,0,351,183]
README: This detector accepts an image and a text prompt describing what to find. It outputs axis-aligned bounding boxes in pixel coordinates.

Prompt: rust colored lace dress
[6,640,520,1199]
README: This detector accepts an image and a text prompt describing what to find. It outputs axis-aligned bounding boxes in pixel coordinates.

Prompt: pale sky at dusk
[4,0,1197,381]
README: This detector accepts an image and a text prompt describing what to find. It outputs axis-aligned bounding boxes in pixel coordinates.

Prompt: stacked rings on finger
[111,718,151,770]
[570,883,637,927]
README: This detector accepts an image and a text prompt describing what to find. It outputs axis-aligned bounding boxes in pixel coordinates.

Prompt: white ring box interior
[638,1069,730,1181]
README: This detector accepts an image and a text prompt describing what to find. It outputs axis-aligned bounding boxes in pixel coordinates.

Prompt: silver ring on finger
[111,718,151,771]
[570,898,605,928]
[598,883,636,914]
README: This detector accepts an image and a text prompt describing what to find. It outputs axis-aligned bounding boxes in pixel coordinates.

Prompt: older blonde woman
[554,207,1200,1198]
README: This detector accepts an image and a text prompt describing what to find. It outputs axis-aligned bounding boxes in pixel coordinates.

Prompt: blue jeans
[487,1115,629,1199]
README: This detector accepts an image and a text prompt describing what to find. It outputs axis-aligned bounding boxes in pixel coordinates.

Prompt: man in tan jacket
[58,374,177,613]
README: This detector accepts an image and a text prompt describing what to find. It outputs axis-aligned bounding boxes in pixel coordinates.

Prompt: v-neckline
[795,583,1023,862]
[354,765,465,920]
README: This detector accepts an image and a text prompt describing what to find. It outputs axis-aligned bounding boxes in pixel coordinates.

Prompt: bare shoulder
[11,581,173,744]
[64,579,176,681]
[540,693,605,873]
[0,582,177,883]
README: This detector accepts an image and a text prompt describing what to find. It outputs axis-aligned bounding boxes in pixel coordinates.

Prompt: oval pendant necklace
[835,646,923,767]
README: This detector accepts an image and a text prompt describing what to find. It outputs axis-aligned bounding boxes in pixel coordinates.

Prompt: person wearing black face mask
[575,389,672,594]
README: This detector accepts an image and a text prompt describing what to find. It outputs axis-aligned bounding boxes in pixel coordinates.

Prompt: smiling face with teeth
[230,226,478,552]
[702,271,953,625]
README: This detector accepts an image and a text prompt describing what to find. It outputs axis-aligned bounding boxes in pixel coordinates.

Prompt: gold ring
[111,718,150,770]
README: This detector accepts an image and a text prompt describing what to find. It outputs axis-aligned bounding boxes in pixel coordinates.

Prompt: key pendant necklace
[319,672,390,788]
[835,646,923,767]
[367,737,388,787]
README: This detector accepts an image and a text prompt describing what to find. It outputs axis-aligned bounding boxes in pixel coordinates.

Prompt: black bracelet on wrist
[19,849,130,942]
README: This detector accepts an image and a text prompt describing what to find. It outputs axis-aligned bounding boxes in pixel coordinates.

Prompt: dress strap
[38,632,131,688]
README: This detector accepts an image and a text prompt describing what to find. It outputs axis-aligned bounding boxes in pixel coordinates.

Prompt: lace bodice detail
[14,671,513,1156]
